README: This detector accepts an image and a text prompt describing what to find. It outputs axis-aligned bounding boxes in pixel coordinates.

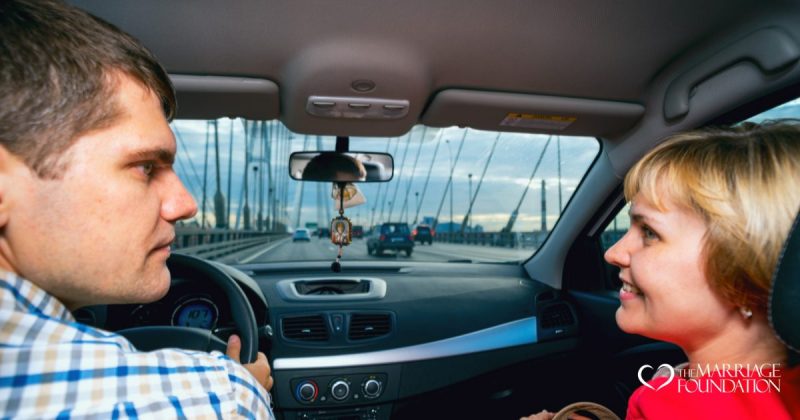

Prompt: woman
[524,121,800,420]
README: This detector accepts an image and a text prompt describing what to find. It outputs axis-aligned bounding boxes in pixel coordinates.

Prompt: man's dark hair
[0,0,176,178]
[302,152,365,182]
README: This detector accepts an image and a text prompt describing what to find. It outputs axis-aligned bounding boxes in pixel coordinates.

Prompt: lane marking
[239,237,292,263]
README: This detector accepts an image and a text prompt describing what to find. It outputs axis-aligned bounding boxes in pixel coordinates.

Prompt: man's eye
[138,162,155,177]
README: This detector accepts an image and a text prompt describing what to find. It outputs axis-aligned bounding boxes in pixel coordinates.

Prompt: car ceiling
[68,0,799,139]
[69,0,800,288]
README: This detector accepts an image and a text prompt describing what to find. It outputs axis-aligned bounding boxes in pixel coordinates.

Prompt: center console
[275,365,401,420]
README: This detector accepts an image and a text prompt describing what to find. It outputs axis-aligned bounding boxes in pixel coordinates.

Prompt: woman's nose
[604,231,631,268]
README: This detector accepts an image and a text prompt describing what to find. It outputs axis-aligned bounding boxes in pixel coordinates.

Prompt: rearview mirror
[289,151,394,182]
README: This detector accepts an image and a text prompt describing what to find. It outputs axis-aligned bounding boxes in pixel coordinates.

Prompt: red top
[626,365,800,420]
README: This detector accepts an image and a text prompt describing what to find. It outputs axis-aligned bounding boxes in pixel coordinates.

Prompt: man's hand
[226,334,274,392]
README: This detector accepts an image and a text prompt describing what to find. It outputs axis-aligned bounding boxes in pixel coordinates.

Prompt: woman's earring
[739,307,753,320]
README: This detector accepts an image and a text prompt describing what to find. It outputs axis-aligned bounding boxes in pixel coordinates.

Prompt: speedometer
[171,297,219,329]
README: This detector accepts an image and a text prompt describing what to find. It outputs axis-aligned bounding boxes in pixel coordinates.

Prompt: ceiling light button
[312,101,336,108]
[306,96,409,119]
[348,103,371,109]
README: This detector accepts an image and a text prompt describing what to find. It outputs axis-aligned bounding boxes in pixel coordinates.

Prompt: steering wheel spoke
[119,326,228,354]
[118,253,259,363]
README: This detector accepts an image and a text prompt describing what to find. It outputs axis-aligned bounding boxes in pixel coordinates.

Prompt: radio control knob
[331,380,350,400]
[363,379,382,398]
[296,381,318,402]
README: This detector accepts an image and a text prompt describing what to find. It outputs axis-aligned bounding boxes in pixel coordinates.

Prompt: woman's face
[604,193,737,348]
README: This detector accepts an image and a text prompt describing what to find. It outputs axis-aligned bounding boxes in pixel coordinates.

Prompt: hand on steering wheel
[226,334,274,392]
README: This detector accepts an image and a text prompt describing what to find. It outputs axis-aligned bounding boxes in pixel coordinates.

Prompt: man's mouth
[153,236,175,252]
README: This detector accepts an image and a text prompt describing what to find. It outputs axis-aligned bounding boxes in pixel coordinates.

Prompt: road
[235,237,534,264]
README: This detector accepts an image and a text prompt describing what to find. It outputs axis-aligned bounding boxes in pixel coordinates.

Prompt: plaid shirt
[0,271,274,419]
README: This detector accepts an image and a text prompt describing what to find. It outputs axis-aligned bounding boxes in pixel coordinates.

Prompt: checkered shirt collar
[0,270,75,322]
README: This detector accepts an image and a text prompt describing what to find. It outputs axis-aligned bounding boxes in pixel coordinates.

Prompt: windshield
[170,120,599,263]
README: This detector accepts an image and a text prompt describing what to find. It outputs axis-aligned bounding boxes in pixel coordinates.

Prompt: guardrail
[433,231,548,248]
[173,227,289,260]
[432,229,626,249]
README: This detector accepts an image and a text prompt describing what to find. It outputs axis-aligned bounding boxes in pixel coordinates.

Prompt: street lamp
[268,187,274,231]
[446,139,453,236]
[468,173,473,233]
[252,165,259,230]
[414,191,419,224]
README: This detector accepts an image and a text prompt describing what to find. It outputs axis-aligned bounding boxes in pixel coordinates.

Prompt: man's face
[0,74,198,309]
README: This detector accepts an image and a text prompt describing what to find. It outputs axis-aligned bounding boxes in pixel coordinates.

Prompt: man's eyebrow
[126,148,175,164]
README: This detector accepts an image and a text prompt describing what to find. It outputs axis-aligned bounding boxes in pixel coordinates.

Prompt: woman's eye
[642,225,658,241]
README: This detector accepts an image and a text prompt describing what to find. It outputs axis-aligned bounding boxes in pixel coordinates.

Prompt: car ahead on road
[412,224,433,245]
[352,225,364,239]
[69,1,800,418]
[292,228,311,242]
[367,223,414,256]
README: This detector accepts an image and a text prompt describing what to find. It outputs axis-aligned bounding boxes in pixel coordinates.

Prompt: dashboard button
[296,381,318,402]
[363,379,382,398]
[330,380,350,400]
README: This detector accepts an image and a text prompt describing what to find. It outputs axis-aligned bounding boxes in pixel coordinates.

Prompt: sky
[170,121,599,232]
[169,97,797,233]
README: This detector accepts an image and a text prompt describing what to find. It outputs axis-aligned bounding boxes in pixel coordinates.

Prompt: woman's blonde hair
[625,120,800,314]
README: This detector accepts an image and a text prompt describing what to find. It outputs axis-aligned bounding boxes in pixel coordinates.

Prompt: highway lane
[237,237,534,264]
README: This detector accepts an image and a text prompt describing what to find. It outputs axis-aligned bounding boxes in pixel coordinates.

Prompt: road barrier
[173,227,289,260]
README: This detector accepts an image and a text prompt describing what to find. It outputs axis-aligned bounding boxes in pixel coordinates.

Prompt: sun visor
[422,89,644,138]
[170,75,280,120]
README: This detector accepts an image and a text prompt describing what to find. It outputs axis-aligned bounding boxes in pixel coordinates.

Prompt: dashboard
[101,278,231,332]
[79,261,580,420]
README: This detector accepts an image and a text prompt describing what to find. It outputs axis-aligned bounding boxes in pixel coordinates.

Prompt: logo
[636,363,783,394]
[637,364,674,391]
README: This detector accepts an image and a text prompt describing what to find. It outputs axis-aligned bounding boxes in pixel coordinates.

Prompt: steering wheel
[118,253,259,363]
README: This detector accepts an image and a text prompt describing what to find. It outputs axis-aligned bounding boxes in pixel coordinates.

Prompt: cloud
[170,120,600,233]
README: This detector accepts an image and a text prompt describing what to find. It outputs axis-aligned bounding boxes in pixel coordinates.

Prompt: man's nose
[162,173,198,222]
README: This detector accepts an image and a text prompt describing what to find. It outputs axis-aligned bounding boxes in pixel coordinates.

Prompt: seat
[770,208,800,366]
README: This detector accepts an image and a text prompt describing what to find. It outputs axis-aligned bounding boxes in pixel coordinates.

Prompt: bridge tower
[540,179,547,232]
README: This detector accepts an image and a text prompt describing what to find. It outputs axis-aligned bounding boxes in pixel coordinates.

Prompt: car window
[171,121,599,263]
[380,224,410,235]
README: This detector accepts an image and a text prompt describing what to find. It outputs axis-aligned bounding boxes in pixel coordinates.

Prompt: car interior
[67,1,800,418]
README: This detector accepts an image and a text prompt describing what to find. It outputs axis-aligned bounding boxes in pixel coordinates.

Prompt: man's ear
[0,144,21,229]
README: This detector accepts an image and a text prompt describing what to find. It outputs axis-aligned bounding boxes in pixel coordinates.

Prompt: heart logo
[638,363,675,391]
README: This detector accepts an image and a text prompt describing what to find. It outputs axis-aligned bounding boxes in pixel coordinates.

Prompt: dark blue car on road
[367,223,414,256]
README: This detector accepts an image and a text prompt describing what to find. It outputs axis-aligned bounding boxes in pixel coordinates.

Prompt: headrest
[769,208,800,361]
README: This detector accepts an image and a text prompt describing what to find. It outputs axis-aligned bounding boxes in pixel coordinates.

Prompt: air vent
[348,313,392,340]
[282,315,329,342]
[539,303,575,328]
[537,302,578,342]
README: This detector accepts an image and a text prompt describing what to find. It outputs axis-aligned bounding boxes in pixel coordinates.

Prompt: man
[0,0,274,417]
[301,152,367,182]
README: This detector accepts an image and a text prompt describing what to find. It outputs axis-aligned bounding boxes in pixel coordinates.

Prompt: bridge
[169,120,621,264]
[171,226,627,264]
